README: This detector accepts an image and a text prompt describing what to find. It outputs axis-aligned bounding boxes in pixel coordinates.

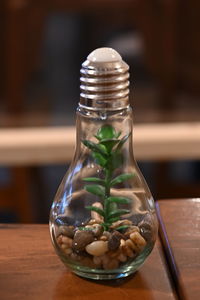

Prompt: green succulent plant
[82,124,134,231]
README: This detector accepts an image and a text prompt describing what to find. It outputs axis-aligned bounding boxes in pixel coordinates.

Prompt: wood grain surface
[157,199,200,300]
[0,225,176,300]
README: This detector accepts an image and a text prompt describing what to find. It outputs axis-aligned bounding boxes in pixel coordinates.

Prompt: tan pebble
[85,225,93,229]
[102,231,111,238]
[86,241,108,256]
[117,253,127,262]
[62,236,73,248]
[81,257,96,268]
[100,254,110,265]
[123,245,134,258]
[88,219,101,225]
[65,248,72,255]
[57,235,63,245]
[103,259,119,270]
[91,202,104,222]
[124,226,139,237]
[125,239,138,252]
[107,248,121,258]
[93,256,102,267]
[111,219,132,229]
[61,244,68,250]
[130,231,146,250]
[120,239,126,247]
[100,235,108,241]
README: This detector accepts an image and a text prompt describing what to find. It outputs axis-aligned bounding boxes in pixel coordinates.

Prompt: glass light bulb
[49,48,158,280]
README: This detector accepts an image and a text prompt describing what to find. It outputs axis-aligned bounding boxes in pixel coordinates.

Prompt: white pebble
[86,241,108,256]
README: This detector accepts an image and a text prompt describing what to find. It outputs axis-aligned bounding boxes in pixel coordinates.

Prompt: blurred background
[0,0,200,223]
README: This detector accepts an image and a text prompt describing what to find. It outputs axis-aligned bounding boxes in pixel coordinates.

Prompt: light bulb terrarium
[49,48,158,280]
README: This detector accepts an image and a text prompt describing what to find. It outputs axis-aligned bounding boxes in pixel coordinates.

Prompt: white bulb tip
[87,47,122,63]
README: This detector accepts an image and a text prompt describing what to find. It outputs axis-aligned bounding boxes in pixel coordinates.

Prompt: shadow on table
[53,271,152,299]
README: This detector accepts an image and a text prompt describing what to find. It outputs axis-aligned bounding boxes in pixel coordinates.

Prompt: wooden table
[0,224,176,300]
[156,199,200,300]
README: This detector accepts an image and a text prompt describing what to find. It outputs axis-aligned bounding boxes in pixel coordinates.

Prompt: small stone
[120,239,126,247]
[57,235,63,245]
[85,241,108,256]
[120,238,135,257]
[125,239,137,252]
[57,226,75,238]
[130,231,147,251]
[93,256,102,267]
[102,231,111,239]
[117,253,127,262]
[107,248,121,258]
[108,231,124,251]
[124,226,139,237]
[85,225,93,229]
[132,214,146,225]
[72,230,94,251]
[65,248,73,255]
[138,213,154,242]
[140,227,152,242]
[81,257,96,268]
[100,235,108,241]
[103,258,119,270]
[110,219,132,229]
[100,254,110,266]
[88,219,102,225]
[61,244,68,251]
[123,245,134,258]
[92,224,104,237]
[62,236,73,248]
[91,202,104,222]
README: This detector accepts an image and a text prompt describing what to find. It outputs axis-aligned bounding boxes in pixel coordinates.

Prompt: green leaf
[83,177,105,185]
[101,222,112,230]
[107,152,123,170]
[84,184,105,198]
[115,133,130,152]
[96,125,117,140]
[78,226,93,231]
[92,152,107,167]
[99,139,120,152]
[109,202,118,212]
[82,140,107,156]
[115,225,130,231]
[107,197,131,204]
[85,206,105,217]
[110,173,134,186]
[108,209,130,219]
[108,217,119,223]
[115,131,122,138]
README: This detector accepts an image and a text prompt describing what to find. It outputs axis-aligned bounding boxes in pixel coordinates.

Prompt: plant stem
[104,164,112,225]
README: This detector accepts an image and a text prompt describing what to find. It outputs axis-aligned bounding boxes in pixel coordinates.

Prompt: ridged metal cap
[79,48,130,110]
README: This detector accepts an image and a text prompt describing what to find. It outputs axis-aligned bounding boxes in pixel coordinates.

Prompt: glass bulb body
[49,105,158,280]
